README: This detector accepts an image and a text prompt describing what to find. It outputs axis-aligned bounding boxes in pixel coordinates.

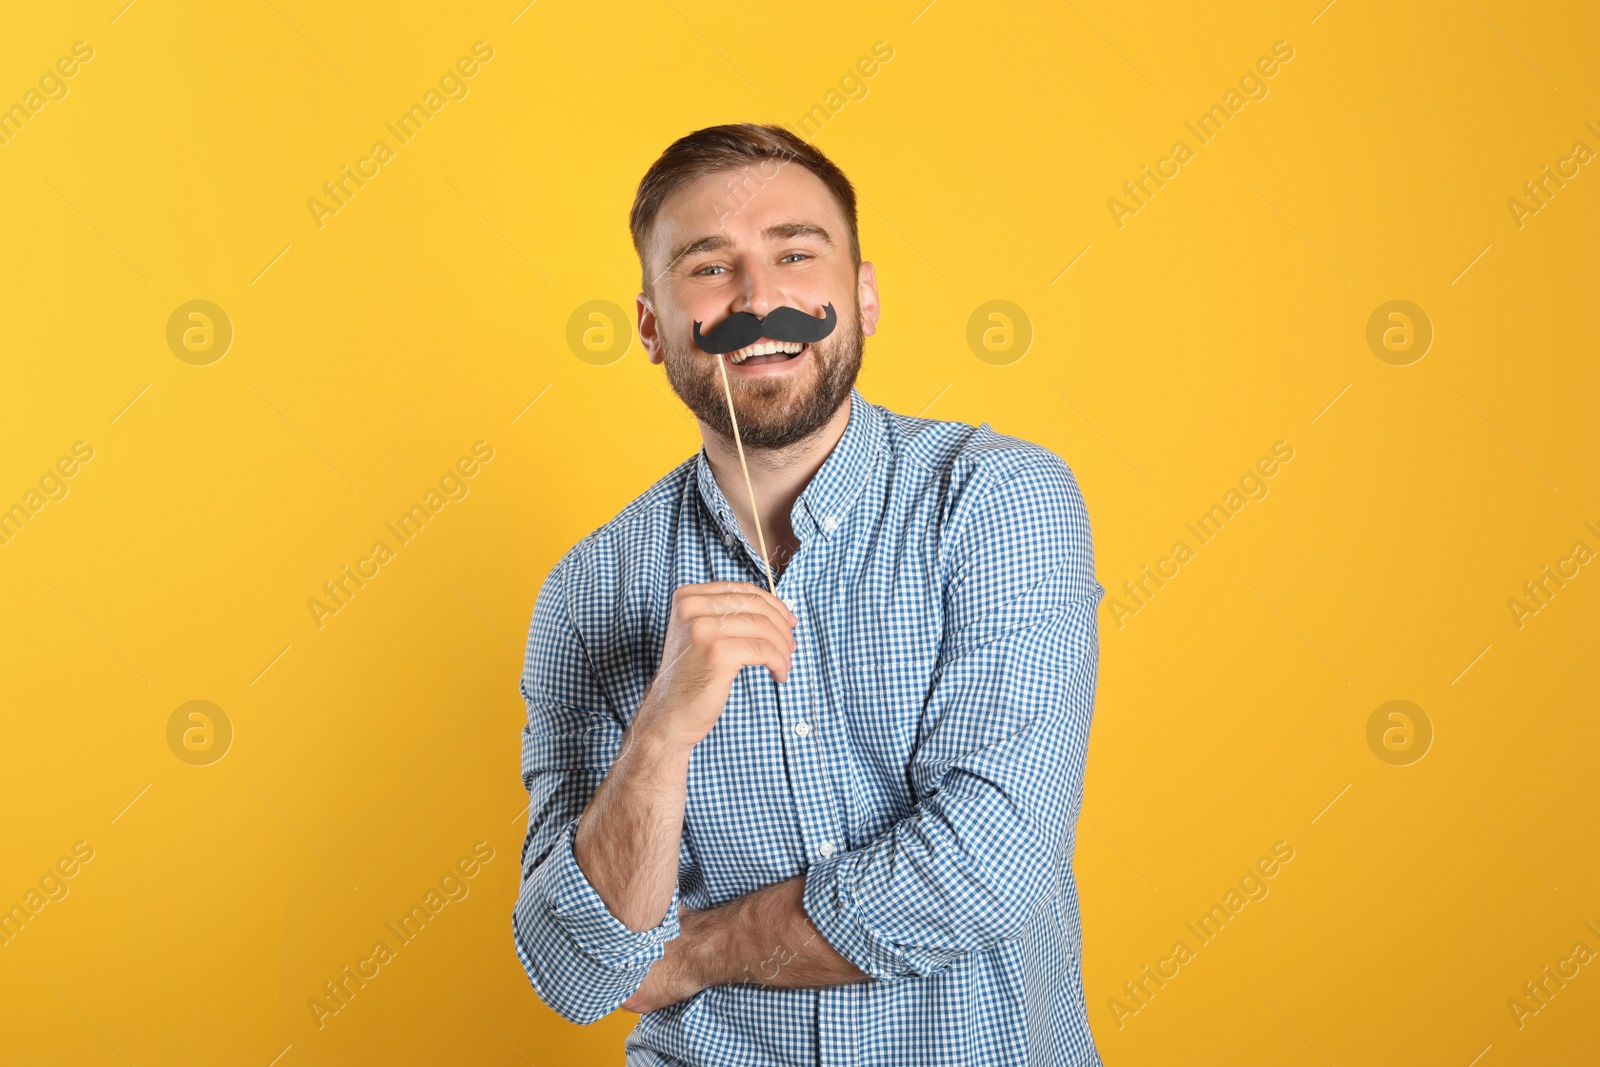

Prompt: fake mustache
[692,303,837,355]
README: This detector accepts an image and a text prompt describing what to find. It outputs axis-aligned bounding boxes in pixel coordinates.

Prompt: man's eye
[694,265,727,276]
[781,253,810,264]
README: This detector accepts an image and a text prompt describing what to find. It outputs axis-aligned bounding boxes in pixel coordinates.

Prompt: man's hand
[621,908,712,1014]
[620,877,869,1014]
[634,581,797,752]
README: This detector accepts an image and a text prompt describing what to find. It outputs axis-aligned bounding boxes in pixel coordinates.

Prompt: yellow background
[2,0,1596,1063]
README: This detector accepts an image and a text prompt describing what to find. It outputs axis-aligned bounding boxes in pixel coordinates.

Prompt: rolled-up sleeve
[512,549,681,1024]
[802,449,1104,981]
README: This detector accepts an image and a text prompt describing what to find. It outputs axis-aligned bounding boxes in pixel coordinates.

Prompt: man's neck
[700,394,853,579]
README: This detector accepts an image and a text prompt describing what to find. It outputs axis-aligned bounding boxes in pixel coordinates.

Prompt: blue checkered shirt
[514,387,1105,1066]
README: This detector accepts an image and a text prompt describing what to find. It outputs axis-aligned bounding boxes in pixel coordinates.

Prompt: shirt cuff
[545,818,681,969]
[802,849,953,982]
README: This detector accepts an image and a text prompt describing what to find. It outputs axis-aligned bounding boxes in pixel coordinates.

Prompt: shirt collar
[695,386,885,545]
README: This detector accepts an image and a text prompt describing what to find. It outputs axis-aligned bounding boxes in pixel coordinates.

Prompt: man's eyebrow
[664,234,728,267]
[764,222,833,245]
[664,223,835,272]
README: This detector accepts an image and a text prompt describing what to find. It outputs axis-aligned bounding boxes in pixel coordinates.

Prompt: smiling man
[513,123,1106,1066]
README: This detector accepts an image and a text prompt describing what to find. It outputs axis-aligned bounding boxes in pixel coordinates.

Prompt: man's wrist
[622,712,696,770]
[678,903,737,988]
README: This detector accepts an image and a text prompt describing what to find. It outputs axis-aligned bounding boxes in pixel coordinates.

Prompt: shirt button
[821,514,838,533]
[794,721,811,737]
[818,841,836,858]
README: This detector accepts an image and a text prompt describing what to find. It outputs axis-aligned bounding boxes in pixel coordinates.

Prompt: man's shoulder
[875,399,1099,603]
[875,399,1083,511]
[876,396,1094,575]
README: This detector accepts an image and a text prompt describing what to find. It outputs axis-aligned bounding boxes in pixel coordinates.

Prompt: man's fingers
[736,636,790,683]
[680,615,795,678]
[681,586,797,629]
[725,610,794,650]
[705,581,795,621]
[708,633,791,680]
[673,581,795,626]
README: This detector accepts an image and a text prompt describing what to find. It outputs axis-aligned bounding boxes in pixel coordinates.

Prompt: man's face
[639,161,879,450]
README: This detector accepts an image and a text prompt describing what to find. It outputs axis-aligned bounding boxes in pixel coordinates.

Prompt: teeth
[728,340,803,364]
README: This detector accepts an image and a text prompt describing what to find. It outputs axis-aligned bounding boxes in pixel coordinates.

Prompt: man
[513,123,1106,1066]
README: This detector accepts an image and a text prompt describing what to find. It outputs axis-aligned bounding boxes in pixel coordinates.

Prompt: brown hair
[628,123,861,297]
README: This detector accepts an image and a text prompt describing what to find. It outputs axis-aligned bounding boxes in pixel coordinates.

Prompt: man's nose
[730,263,789,323]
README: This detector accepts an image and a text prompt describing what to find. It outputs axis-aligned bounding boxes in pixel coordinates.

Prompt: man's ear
[638,292,663,364]
[857,261,881,338]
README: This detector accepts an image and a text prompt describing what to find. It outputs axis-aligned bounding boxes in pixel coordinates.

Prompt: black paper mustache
[692,303,837,355]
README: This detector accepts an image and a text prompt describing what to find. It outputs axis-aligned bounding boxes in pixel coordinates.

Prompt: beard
[660,297,865,452]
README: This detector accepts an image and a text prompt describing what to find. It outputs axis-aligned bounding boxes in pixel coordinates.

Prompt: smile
[725,340,807,366]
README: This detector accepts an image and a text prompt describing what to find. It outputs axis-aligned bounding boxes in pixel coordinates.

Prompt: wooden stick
[715,355,777,595]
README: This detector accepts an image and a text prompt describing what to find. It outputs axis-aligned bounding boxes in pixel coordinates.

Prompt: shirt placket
[713,498,859,1065]
[773,535,861,1067]
[771,552,846,870]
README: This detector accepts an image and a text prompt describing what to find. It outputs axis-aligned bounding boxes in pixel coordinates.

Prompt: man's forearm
[571,722,691,932]
[695,875,871,990]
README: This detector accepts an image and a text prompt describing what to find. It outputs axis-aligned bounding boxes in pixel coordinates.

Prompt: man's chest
[667,516,948,903]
